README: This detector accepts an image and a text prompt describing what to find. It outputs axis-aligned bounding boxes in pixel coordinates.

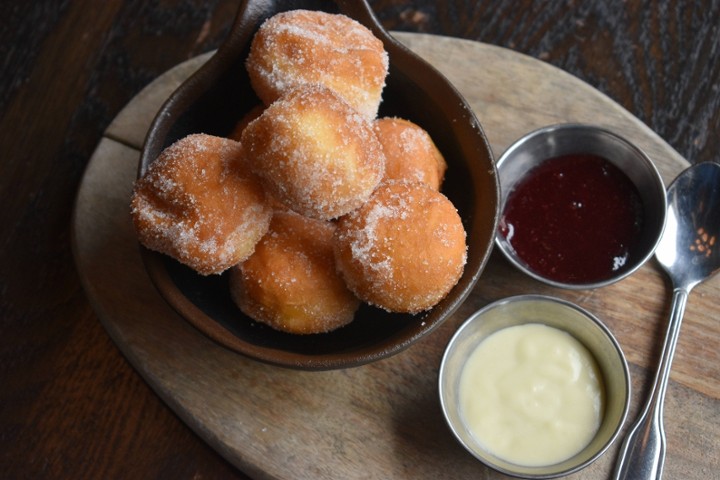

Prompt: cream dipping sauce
[459,323,603,467]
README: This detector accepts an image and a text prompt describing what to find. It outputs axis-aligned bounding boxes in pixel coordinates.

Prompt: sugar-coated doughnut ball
[334,181,467,313]
[229,210,360,334]
[374,117,447,191]
[241,84,385,220]
[131,134,272,275]
[246,9,389,119]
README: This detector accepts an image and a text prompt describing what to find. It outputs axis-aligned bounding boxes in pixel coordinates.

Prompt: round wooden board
[73,33,720,479]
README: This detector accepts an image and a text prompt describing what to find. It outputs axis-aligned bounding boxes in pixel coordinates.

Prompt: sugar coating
[246,9,389,119]
[229,210,360,334]
[241,84,385,220]
[130,134,272,275]
[374,117,448,190]
[334,181,467,313]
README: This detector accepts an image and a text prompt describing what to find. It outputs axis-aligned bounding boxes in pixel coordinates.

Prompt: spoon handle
[613,287,689,480]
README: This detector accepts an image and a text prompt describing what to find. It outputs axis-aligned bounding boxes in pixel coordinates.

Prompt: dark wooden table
[2,1,718,478]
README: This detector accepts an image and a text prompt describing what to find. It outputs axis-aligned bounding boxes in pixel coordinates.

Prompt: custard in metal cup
[495,123,667,289]
[438,295,630,478]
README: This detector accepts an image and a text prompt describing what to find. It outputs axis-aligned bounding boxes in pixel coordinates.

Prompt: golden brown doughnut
[373,117,447,190]
[131,134,272,275]
[246,9,388,119]
[241,84,385,220]
[229,210,360,334]
[334,181,467,313]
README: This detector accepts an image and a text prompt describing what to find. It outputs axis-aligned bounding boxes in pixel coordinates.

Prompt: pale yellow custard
[459,323,604,467]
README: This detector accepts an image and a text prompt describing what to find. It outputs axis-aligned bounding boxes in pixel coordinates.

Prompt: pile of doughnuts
[131,9,467,334]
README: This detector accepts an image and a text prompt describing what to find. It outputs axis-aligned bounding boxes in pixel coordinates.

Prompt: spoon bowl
[655,162,720,287]
[136,0,500,370]
[614,161,720,479]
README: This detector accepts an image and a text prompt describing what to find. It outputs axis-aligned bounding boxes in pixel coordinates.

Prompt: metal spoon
[613,161,720,479]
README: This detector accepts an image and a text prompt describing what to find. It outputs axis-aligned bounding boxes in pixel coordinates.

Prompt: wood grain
[375,1,720,167]
[2,1,719,479]
[72,34,719,480]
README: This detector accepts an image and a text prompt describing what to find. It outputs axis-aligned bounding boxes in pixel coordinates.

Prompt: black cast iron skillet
[138,0,499,370]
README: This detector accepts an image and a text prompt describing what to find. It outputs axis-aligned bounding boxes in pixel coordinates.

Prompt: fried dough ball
[131,134,272,275]
[241,84,385,220]
[246,9,389,119]
[373,117,447,190]
[334,181,467,313]
[229,210,360,334]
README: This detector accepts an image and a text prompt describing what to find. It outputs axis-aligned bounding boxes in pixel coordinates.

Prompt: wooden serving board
[73,33,719,479]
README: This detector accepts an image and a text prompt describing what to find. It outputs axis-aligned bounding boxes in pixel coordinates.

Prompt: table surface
[1,1,718,479]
